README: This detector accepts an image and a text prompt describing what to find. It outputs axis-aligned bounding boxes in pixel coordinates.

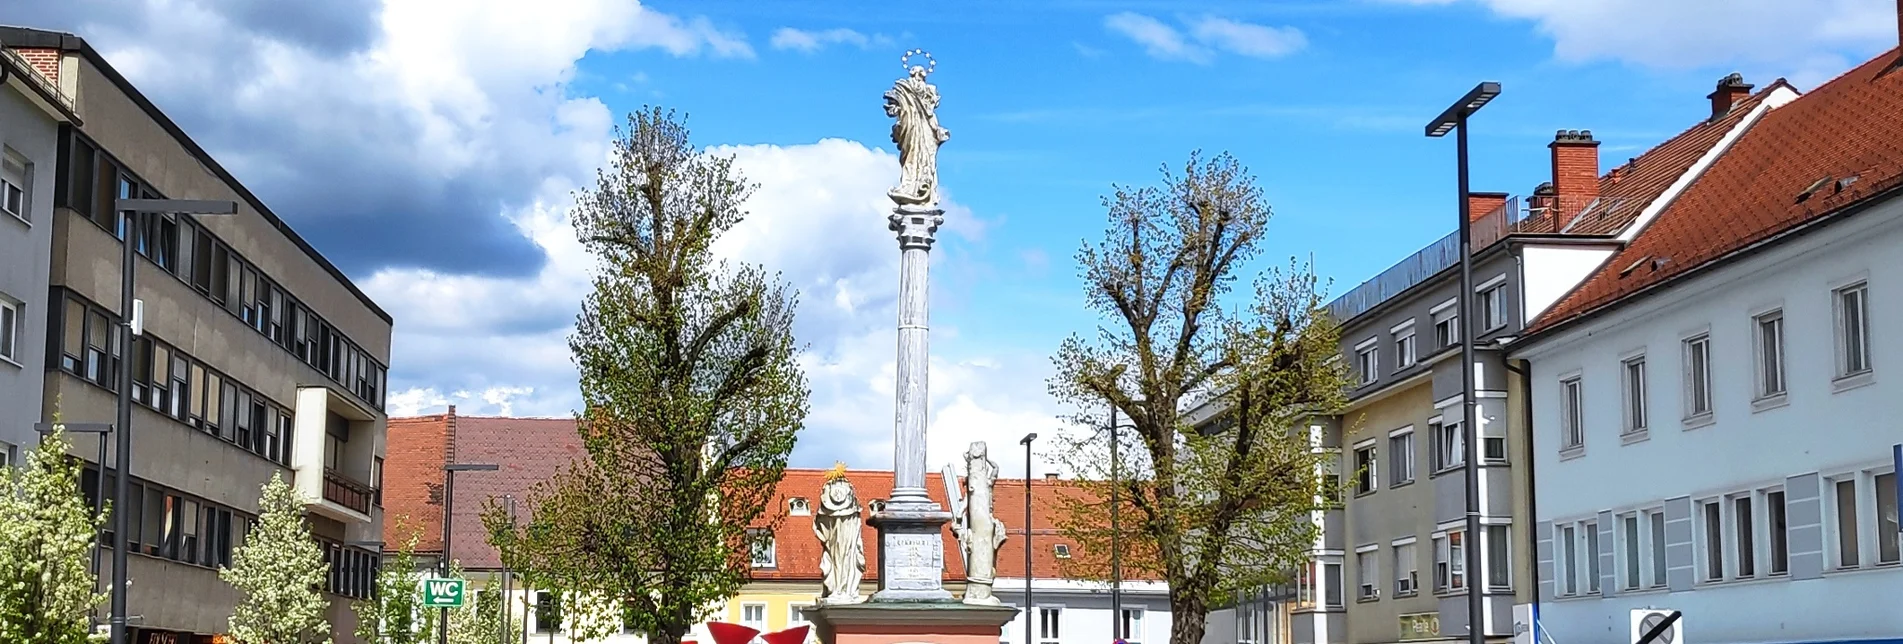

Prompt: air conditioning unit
[1630,609,1682,644]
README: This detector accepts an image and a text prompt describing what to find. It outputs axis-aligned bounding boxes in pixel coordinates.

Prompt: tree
[354,520,433,644]
[484,107,809,644]
[0,424,109,643]
[221,472,331,644]
[1047,152,1352,644]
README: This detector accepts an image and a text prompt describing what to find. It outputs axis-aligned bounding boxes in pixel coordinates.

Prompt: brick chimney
[1468,191,1509,223]
[13,48,62,86]
[1707,73,1753,121]
[1549,130,1600,231]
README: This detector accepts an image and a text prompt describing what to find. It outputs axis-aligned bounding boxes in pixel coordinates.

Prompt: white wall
[1519,193,1903,644]
[995,580,1173,644]
[0,79,60,460]
[1519,245,1615,324]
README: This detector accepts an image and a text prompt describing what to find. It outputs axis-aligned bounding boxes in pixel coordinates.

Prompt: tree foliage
[484,107,809,644]
[0,425,109,644]
[354,521,432,644]
[1047,152,1352,644]
[221,472,331,644]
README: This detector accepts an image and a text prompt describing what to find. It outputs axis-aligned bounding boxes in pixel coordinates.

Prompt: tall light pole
[1425,81,1500,644]
[1019,432,1037,644]
[1101,363,1128,639]
[499,494,516,644]
[109,198,236,644]
[442,462,500,644]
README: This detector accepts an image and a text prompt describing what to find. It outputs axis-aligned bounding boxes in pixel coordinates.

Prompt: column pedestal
[805,602,1018,644]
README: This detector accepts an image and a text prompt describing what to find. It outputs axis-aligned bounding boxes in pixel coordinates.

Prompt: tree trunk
[1169,590,1209,644]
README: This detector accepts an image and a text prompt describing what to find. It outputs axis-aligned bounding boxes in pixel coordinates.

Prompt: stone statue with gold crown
[814,463,867,605]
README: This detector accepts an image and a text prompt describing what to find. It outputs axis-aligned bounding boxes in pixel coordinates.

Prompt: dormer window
[789,497,811,516]
[869,499,888,513]
[1054,544,1072,558]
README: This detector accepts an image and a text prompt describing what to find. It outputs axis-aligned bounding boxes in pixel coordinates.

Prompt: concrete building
[1512,44,1903,644]
[1,27,393,644]
[0,33,80,464]
[384,409,1169,644]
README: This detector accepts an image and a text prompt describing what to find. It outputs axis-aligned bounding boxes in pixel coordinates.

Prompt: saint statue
[884,51,951,207]
[813,466,866,605]
[944,441,1008,605]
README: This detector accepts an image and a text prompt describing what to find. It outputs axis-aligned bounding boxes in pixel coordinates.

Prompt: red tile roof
[445,415,590,569]
[383,411,452,553]
[1529,50,1903,335]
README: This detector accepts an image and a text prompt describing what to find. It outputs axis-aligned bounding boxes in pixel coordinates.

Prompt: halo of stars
[901,49,937,77]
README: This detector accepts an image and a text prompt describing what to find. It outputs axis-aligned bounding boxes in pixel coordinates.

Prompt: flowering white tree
[220,472,331,644]
[354,523,432,644]
[0,425,109,643]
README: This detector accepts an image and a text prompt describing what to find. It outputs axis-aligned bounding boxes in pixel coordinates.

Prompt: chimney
[1549,130,1600,231]
[1467,191,1509,223]
[1707,73,1753,121]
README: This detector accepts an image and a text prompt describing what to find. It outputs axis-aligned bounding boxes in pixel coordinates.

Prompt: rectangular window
[1622,356,1648,435]
[85,310,108,384]
[1483,437,1506,462]
[1356,343,1379,385]
[741,603,766,628]
[1434,421,1463,471]
[170,352,189,420]
[1734,495,1756,578]
[1433,306,1460,349]
[1480,284,1507,330]
[1119,608,1145,644]
[1684,334,1713,418]
[1836,282,1872,377]
[1038,607,1061,644]
[749,529,776,568]
[1357,550,1378,600]
[1767,490,1789,575]
[1560,377,1584,450]
[1434,531,1464,592]
[1703,501,1725,580]
[142,486,163,556]
[1835,478,1860,568]
[1353,443,1377,495]
[1486,524,1510,590]
[535,591,563,633]
[175,220,196,280]
[1559,524,1577,595]
[1,154,27,222]
[1389,431,1415,485]
[1622,514,1641,590]
[209,243,230,304]
[1755,311,1786,399]
[61,298,83,372]
[0,297,18,362]
[1396,331,1417,369]
[1322,561,1344,608]
[1877,472,1898,565]
[149,344,171,412]
[1584,521,1600,593]
[1648,510,1667,587]
[191,228,214,292]
[1394,542,1418,595]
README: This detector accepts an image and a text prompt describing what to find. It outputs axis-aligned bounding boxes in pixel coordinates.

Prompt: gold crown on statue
[826,462,849,481]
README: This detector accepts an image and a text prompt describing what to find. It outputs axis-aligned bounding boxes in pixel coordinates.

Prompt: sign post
[421,577,467,609]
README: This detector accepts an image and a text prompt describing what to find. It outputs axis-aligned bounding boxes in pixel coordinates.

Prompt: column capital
[889,206,945,250]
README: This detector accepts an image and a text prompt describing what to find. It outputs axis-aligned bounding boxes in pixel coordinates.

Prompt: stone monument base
[804,602,1018,644]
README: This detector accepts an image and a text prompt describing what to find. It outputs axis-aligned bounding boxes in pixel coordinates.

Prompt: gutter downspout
[1503,358,1538,635]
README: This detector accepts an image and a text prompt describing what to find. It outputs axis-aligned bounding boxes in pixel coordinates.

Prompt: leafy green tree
[0,424,109,643]
[484,107,809,644]
[354,521,433,644]
[221,472,331,644]
[1047,152,1352,644]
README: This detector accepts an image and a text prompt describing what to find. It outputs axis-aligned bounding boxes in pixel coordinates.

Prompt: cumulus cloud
[1103,12,1307,63]
[769,27,887,53]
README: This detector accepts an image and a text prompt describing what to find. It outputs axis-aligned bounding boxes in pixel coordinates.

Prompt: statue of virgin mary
[884,57,951,207]
[813,468,866,604]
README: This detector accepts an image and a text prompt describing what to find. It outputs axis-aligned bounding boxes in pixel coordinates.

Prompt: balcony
[294,385,380,524]
[323,470,374,516]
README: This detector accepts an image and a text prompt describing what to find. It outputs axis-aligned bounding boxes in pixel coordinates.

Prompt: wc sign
[420,577,467,608]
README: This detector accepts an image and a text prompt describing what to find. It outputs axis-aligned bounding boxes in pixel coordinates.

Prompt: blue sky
[17,0,1898,476]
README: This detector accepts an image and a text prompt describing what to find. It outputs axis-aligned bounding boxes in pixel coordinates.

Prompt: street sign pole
[422,576,468,609]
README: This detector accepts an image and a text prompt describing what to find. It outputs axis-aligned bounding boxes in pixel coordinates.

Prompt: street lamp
[108,198,236,644]
[1099,363,1129,640]
[1425,81,1500,644]
[442,462,500,644]
[35,422,111,626]
[1018,432,1037,644]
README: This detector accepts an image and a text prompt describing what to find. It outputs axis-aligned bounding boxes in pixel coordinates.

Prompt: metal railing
[323,469,374,515]
[1325,197,1526,323]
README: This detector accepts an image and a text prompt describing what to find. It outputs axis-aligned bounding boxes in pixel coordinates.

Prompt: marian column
[870,50,955,602]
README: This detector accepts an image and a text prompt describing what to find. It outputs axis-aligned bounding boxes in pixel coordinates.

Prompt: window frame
[1355,339,1379,386]
[1388,428,1416,487]
[1621,355,1648,437]
[1485,523,1511,591]
[1700,499,1725,582]
[0,295,20,363]
[1392,539,1418,596]
[1355,548,1380,601]
[1352,440,1378,496]
[1753,309,1787,403]
[1834,281,1873,381]
[1433,529,1465,593]
[1,152,28,223]
[1559,376,1584,453]
[1479,282,1508,331]
[1395,326,1418,370]
[1431,420,1463,473]
[1683,334,1715,423]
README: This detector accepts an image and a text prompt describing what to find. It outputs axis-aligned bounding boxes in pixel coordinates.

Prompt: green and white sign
[420,577,467,608]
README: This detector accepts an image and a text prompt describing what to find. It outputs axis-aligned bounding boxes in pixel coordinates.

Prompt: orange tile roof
[1529,49,1903,335]
[383,411,452,553]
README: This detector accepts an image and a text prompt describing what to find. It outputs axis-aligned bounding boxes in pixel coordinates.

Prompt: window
[1353,443,1377,495]
[1559,377,1584,451]
[1622,356,1648,435]
[1622,514,1641,590]
[789,497,811,516]
[1486,524,1510,590]
[1119,608,1145,644]
[1054,544,1072,558]
[1479,283,1507,330]
[741,603,766,629]
[1878,472,1899,565]
[1483,437,1506,462]
[1434,530,1464,592]
[1396,331,1417,369]
[0,296,18,363]
[1322,561,1344,608]
[1584,521,1600,593]
[750,529,776,568]
[1559,524,1578,595]
[2,153,27,222]
[1648,510,1667,587]
[1433,421,1463,471]
[535,591,563,633]
[1433,305,1460,349]
[785,604,809,635]
[1702,500,1725,580]
[1767,490,1788,575]
[1834,478,1859,568]
[1038,607,1061,644]
[1684,334,1713,419]
[1394,541,1418,595]
[1356,341,1379,385]
[1733,495,1756,578]
[1754,310,1786,399]
[1389,430,1415,486]
[1356,549,1379,600]
[1836,282,1872,378]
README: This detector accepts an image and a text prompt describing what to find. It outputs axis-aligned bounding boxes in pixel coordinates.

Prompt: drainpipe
[1503,358,1538,626]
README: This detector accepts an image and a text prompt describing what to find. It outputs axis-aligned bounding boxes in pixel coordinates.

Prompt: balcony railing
[1326,197,1527,324]
[323,470,374,516]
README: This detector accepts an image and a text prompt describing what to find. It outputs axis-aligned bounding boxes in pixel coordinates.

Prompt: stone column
[869,203,954,603]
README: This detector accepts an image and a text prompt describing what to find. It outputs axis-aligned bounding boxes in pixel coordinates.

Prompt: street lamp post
[108,198,236,644]
[1108,404,1121,638]
[1425,81,1501,644]
[499,494,516,644]
[1019,432,1037,644]
[442,462,500,644]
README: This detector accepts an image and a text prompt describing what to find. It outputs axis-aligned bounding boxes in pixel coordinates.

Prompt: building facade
[0,36,79,464]
[2,27,393,644]
[1514,45,1903,644]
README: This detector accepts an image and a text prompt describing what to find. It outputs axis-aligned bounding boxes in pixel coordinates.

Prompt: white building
[994,578,1174,644]
[0,37,78,462]
[1511,46,1903,644]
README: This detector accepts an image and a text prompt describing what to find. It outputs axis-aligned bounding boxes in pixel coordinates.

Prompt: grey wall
[0,83,60,461]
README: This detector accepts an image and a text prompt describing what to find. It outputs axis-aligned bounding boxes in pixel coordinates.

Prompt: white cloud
[769,27,887,53]
[1103,12,1308,63]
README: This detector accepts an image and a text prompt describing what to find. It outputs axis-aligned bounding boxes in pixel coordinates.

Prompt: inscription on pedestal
[888,533,942,582]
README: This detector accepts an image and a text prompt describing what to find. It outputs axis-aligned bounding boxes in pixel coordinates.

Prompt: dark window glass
[209,244,230,303]
[61,297,84,372]
[192,228,215,292]
[125,484,144,550]
[176,220,196,279]
[142,487,164,556]
[92,157,117,231]
[67,139,95,216]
